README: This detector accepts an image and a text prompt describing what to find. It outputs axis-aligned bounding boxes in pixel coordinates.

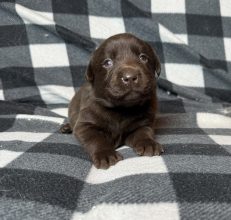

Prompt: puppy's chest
[104,111,150,136]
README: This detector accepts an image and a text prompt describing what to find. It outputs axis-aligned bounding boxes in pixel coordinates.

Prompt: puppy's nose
[121,72,138,85]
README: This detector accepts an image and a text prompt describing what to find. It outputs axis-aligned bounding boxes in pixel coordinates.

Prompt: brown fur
[60,33,164,169]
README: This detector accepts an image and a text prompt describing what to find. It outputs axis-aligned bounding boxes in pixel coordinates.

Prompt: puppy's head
[86,33,161,107]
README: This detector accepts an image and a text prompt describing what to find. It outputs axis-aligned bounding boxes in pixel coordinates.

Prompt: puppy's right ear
[85,60,94,82]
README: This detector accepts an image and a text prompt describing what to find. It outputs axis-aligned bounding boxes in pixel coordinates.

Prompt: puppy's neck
[91,85,155,111]
[94,95,152,112]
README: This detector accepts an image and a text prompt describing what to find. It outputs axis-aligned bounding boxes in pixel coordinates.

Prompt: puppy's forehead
[100,36,145,57]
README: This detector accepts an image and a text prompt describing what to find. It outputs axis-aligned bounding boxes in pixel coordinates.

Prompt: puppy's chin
[102,91,151,108]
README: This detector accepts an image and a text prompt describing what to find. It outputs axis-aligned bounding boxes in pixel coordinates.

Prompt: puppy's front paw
[92,150,123,169]
[60,123,72,134]
[133,140,164,156]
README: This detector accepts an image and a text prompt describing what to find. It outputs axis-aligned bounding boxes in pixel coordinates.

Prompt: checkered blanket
[0,1,231,219]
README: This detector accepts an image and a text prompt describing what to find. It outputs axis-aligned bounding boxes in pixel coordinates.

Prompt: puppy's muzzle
[121,72,138,85]
[119,67,140,87]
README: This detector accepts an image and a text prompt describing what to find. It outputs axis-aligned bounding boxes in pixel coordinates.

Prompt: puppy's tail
[60,123,73,134]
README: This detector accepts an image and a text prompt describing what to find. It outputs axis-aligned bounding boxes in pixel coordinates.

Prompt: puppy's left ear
[85,53,94,83]
[85,60,94,82]
[146,43,161,78]
[153,52,161,79]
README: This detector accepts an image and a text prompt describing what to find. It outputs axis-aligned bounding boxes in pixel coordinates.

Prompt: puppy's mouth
[105,86,152,106]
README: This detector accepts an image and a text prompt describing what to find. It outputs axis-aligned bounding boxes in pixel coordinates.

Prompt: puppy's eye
[102,58,113,68]
[139,53,148,63]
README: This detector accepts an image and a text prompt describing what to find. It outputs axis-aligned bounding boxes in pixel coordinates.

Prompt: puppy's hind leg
[60,123,73,134]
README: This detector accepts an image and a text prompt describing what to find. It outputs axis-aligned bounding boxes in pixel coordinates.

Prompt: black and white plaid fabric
[0,0,231,219]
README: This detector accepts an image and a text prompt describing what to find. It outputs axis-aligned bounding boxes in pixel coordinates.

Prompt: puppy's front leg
[126,126,164,156]
[74,124,123,169]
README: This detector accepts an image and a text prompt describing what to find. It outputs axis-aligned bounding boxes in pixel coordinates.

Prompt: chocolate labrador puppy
[60,33,164,169]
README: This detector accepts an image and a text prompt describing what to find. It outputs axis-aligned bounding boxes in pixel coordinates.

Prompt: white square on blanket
[89,16,125,39]
[38,85,75,104]
[0,89,4,100]
[159,24,188,44]
[0,150,23,168]
[219,0,231,17]
[165,64,205,87]
[224,38,231,61]
[30,44,69,67]
[72,203,180,220]
[0,80,4,100]
[16,4,55,25]
[151,0,186,13]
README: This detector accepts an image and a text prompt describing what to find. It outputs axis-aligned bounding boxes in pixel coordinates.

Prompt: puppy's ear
[85,60,94,82]
[153,51,161,78]
[146,43,161,78]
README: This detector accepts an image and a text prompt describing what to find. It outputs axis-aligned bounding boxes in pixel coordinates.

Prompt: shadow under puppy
[60,33,164,169]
